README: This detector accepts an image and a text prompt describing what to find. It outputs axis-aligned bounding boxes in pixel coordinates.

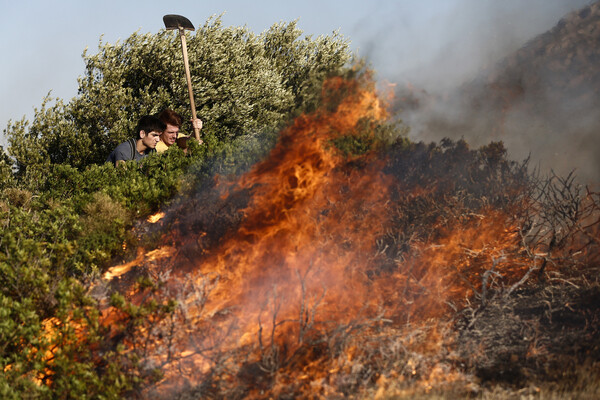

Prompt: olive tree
[5,17,352,179]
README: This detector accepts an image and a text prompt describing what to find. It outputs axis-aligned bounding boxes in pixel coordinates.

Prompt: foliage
[330,117,409,158]
[0,124,266,396]
[0,147,14,191]
[3,17,351,181]
[0,279,132,399]
[384,138,530,210]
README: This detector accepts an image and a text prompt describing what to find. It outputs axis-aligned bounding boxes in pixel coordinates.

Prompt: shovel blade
[163,14,195,31]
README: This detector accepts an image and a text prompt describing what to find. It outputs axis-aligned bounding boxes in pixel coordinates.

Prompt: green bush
[4,17,351,181]
[0,278,143,399]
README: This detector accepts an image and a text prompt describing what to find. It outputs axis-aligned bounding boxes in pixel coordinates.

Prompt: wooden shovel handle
[179,30,201,142]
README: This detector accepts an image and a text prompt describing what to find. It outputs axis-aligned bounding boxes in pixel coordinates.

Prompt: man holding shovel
[156,108,203,153]
[163,15,203,144]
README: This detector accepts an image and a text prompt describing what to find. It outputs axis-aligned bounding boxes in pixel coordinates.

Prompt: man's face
[160,124,180,146]
[141,130,162,149]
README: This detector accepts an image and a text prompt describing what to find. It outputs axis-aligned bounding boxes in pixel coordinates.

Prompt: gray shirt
[106,138,154,164]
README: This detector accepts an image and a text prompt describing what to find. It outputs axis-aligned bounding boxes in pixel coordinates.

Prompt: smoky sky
[350,0,591,88]
[347,0,598,185]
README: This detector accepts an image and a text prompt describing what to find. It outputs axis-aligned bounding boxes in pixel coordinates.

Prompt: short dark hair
[136,115,166,138]
[158,109,183,128]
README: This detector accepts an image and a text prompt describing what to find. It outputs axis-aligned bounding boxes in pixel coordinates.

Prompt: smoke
[493,66,600,184]
[353,1,587,86]
[349,0,598,184]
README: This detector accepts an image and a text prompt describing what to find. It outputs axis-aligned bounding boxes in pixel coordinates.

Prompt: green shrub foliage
[4,17,350,178]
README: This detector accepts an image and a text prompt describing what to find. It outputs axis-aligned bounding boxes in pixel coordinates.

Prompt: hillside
[397,1,600,185]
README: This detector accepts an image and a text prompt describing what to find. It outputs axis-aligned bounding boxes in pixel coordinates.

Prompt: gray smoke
[348,0,597,185]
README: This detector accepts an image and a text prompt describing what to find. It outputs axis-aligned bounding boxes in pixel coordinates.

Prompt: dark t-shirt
[106,138,154,164]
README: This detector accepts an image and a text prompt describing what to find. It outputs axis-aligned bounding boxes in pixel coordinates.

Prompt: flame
[177,76,394,346]
[96,75,590,397]
[102,247,145,280]
[101,246,176,281]
[147,211,165,224]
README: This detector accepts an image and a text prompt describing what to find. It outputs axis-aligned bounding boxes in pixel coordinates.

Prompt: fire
[147,211,165,223]
[103,246,176,281]
[98,75,559,397]
[102,247,145,280]
[181,76,394,341]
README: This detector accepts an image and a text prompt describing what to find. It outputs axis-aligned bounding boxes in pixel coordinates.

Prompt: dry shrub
[2,187,33,208]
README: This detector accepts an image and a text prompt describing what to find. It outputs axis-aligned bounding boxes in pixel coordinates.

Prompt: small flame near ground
[147,211,165,224]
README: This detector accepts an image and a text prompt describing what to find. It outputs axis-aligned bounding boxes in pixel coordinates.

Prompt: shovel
[163,14,201,142]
